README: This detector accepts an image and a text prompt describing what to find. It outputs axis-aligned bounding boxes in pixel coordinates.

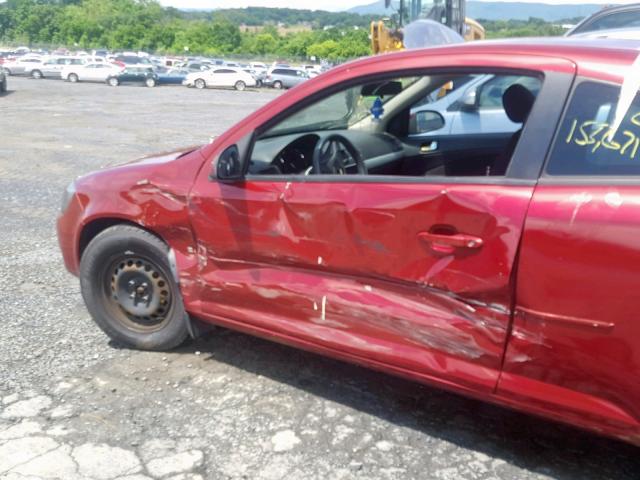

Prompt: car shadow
[178,326,640,479]
[0,89,14,97]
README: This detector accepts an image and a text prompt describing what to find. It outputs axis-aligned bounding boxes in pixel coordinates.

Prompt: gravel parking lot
[1,76,639,480]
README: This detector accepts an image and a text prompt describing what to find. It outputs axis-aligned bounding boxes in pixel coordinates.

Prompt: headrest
[502,84,535,124]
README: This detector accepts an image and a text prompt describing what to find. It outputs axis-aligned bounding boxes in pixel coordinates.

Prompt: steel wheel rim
[102,255,173,332]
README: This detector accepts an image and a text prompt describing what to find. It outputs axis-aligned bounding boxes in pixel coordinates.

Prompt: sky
[159,0,640,11]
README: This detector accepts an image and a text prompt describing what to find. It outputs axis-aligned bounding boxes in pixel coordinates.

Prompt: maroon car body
[58,39,640,445]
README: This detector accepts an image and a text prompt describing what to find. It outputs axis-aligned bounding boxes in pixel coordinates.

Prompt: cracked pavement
[1,76,639,480]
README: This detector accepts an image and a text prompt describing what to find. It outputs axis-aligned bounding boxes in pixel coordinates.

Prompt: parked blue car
[155,67,189,86]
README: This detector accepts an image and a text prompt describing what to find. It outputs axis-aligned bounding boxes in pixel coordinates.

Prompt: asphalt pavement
[0,76,639,480]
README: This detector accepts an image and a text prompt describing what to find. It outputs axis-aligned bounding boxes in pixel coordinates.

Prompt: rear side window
[547,81,640,176]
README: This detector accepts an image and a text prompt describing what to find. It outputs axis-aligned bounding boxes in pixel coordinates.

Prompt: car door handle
[418,231,483,255]
[420,141,438,153]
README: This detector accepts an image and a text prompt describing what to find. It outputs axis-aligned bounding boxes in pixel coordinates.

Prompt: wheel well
[78,218,164,261]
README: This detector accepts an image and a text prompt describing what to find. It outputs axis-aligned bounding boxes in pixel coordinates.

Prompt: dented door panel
[501,185,640,431]
[189,180,533,391]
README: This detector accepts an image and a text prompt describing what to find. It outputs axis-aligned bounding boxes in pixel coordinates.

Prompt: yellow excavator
[371,0,485,54]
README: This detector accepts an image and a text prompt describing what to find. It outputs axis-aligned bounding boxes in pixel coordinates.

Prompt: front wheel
[145,77,156,88]
[31,70,43,79]
[234,80,246,91]
[194,78,206,89]
[273,80,283,90]
[68,73,79,83]
[107,77,119,87]
[79,225,189,351]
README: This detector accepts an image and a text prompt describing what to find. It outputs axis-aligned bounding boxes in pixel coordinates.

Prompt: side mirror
[409,110,445,135]
[211,132,254,181]
[459,88,478,111]
[215,145,242,180]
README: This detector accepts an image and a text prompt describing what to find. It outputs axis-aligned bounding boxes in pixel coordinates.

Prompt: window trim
[539,76,640,185]
[235,67,573,185]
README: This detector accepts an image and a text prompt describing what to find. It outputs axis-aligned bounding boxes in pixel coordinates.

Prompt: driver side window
[249,70,542,179]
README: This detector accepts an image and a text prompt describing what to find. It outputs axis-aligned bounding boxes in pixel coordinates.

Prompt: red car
[58,38,640,445]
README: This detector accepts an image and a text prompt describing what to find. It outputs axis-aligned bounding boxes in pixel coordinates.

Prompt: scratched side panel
[68,149,205,305]
[190,180,532,392]
[501,185,640,432]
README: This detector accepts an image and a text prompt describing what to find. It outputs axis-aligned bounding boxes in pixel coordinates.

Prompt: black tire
[273,80,283,89]
[80,225,189,351]
[107,77,119,87]
[255,79,262,88]
[68,73,79,83]
[194,78,206,89]
[234,80,246,91]
[0,79,6,93]
[31,69,43,79]
[4,68,11,76]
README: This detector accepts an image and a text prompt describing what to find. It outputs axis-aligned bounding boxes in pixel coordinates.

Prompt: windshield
[264,77,419,138]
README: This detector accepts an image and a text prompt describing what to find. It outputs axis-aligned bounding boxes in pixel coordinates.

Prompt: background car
[250,61,267,76]
[2,56,42,75]
[569,27,640,40]
[155,67,189,85]
[301,64,322,78]
[106,67,158,87]
[29,56,86,79]
[263,67,309,89]
[409,74,541,138]
[181,61,211,72]
[112,54,153,69]
[183,67,256,90]
[61,62,122,83]
[0,66,6,93]
[566,4,640,36]
[241,67,264,87]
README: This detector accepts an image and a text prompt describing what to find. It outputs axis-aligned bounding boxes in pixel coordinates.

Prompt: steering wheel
[310,134,367,175]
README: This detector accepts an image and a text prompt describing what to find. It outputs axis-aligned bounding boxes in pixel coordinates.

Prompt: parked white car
[29,57,86,79]
[2,56,42,75]
[301,64,322,78]
[250,61,267,75]
[183,67,256,91]
[61,62,123,83]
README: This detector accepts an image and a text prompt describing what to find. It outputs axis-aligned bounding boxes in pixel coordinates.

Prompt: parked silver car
[263,67,309,89]
[565,4,640,36]
[409,74,541,138]
[2,56,42,76]
[30,57,85,79]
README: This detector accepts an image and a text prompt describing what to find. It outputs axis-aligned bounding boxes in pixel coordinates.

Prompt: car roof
[581,2,640,15]
[334,38,640,84]
[571,28,640,41]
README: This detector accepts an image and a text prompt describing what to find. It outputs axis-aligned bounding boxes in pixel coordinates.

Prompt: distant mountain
[468,2,603,20]
[347,1,606,21]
